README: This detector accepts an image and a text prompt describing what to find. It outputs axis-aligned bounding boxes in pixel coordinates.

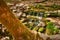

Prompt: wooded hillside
[0,0,43,40]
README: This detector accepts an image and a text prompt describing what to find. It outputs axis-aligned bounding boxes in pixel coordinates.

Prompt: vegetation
[0,0,60,40]
[0,0,43,40]
[45,21,59,35]
[50,4,60,10]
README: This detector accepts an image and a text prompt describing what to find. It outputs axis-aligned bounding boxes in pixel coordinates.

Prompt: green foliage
[38,27,44,32]
[35,4,40,9]
[50,13,58,17]
[54,27,59,34]
[46,22,55,34]
[44,13,47,18]
[51,4,60,10]
[46,22,59,35]
[35,4,43,9]
[33,26,38,31]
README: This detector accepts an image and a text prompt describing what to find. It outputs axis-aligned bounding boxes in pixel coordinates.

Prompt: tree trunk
[0,0,43,40]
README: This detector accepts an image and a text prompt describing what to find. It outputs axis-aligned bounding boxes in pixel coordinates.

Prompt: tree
[0,0,43,40]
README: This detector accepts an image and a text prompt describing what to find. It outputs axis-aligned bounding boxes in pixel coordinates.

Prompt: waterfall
[38,12,43,19]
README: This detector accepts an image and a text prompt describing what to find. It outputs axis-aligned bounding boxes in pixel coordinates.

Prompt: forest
[0,0,60,40]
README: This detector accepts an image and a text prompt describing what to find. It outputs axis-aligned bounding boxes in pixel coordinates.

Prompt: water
[40,12,44,18]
